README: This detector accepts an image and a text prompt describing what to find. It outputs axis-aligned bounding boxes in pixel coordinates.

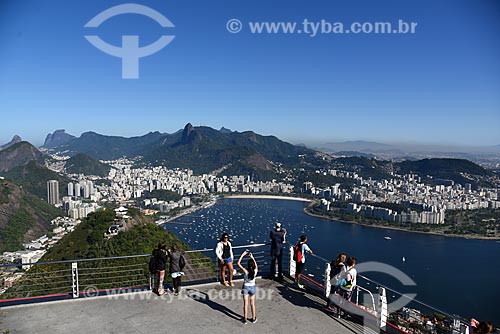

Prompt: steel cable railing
[299,251,473,334]
[0,243,484,334]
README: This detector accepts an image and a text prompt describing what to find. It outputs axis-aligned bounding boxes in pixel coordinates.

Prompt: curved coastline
[303,204,500,241]
[224,194,312,202]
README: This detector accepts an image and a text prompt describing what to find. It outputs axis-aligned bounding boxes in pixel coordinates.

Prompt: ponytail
[247,259,256,280]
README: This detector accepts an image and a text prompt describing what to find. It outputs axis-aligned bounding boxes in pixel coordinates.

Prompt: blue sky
[0,0,499,147]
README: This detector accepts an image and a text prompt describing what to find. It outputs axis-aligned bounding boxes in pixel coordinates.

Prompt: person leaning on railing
[168,244,186,296]
[336,256,357,318]
[152,243,167,295]
[325,252,347,312]
[294,234,313,289]
[471,319,494,334]
[269,222,286,281]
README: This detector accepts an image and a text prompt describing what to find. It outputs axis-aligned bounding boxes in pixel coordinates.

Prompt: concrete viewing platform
[0,278,373,334]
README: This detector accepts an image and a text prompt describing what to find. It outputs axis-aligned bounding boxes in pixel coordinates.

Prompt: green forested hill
[64,153,111,177]
[3,161,70,200]
[41,208,185,261]
[0,180,62,252]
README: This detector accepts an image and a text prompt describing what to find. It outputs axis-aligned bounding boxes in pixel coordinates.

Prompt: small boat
[384,236,391,240]
[402,256,406,262]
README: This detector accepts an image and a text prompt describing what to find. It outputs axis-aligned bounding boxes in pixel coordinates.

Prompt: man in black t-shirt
[269,222,286,281]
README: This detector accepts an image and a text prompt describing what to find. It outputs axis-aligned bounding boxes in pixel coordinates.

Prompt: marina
[163,197,500,323]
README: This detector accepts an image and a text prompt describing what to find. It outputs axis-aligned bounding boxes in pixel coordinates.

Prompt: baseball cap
[275,222,281,228]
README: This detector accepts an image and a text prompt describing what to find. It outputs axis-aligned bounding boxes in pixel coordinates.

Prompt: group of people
[151,224,494,332]
[325,252,358,317]
[213,223,313,324]
[214,224,356,323]
[150,243,186,296]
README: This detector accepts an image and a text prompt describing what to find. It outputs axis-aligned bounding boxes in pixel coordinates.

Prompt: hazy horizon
[2,125,499,151]
[1,0,499,148]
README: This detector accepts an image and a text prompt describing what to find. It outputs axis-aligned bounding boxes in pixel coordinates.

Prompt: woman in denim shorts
[237,250,258,324]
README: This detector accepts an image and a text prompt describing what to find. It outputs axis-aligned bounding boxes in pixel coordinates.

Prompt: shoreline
[303,205,500,241]
[224,194,311,202]
[161,195,310,225]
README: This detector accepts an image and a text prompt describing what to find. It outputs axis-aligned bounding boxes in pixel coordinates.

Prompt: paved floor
[0,278,372,334]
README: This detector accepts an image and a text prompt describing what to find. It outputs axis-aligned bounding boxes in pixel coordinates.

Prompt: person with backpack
[325,252,347,311]
[269,222,286,281]
[470,319,494,334]
[150,243,167,295]
[237,249,258,324]
[215,233,234,286]
[337,256,357,317]
[168,244,186,296]
[294,234,313,289]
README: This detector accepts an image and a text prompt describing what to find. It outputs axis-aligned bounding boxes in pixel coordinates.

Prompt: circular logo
[83,285,99,298]
[226,19,243,33]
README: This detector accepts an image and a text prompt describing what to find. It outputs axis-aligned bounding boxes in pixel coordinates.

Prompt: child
[237,250,258,324]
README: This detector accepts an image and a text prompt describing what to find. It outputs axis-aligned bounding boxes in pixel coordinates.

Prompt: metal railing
[0,243,272,305]
[0,243,489,334]
[290,249,475,334]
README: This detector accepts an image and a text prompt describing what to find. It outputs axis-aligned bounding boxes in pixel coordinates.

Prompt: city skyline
[1,0,499,147]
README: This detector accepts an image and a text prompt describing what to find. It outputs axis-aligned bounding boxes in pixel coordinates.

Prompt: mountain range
[0,124,496,193]
[43,123,321,175]
[0,125,497,253]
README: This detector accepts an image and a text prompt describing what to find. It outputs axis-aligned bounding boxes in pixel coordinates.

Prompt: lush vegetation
[42,208,182,260]
[396,158,493,188]
[3,208,216,299]
[0,182,62,252]
[140,189,182,203]
[4,161,70,200]
[359,201,424,214]
[44,124,496,191]
[444,208,500,236]
[332,156,393,180]
[219,161,279,182]
[65,153,111,177]
[0,209,34,252]
[293,170,355,191]
[397,158,491,178]
[0,183,10,204]
[53,131,164,160]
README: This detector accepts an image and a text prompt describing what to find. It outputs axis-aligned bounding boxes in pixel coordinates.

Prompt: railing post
[324,262,331,298]
[215,255,220,283]
[378,287,387,331]
[288,246,295,278]
[71,262,79,298]
[452,319,470,334]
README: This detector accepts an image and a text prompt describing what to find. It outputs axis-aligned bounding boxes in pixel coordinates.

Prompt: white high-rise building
[67,182,74,197]
[47,180,60,205]
[74,183,81,197]
[83,183,90,198]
